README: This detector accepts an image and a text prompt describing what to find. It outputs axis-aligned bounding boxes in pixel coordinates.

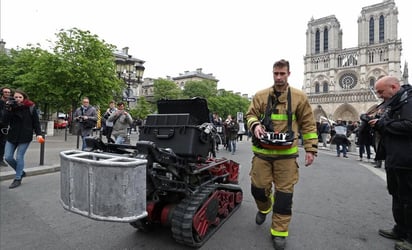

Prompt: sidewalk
[0,129,140,181]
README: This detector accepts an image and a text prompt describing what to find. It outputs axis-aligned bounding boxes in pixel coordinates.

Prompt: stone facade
[304,0,405,123]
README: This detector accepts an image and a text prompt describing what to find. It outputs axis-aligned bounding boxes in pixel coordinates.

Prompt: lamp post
[116,57,145,108]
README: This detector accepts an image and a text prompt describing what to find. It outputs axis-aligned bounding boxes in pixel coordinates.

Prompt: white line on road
[360,163,386,181]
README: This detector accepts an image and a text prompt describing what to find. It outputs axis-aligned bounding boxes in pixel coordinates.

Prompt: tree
[7,46,64,119]
[0,52,15,86]
[53,28,122,114]
[153,78,182,102]
[129,96,154,120]
[0,28,123,123]
[182,80,217,98]
[207,90,250,120]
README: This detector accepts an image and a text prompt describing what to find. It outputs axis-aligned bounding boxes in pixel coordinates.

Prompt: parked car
[54,118,68,129]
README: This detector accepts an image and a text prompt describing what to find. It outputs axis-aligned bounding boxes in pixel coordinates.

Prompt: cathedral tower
[304,0,403,122]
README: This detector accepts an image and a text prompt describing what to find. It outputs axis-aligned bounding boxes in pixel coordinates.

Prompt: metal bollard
[39,132,45,165]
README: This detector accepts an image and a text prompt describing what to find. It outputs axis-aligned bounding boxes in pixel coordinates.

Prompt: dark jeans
[0,132,6,159]
[105,126,114,143]
[386,168,412,242]
[336,143,347,156]
[359,144,371,159]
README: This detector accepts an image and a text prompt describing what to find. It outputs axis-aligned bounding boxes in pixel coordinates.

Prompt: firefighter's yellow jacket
[246,85,318,157]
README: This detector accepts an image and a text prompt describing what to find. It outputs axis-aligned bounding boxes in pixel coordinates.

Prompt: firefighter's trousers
[249,156,299,236]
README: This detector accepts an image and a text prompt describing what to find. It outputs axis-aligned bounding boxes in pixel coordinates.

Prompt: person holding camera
[246,59,318,250]
[107,102,132,144]
[3,89,43,189]
[369,76,412,250]
[73,97,97,150]
[0,87,12,167]
[102,100,117,143]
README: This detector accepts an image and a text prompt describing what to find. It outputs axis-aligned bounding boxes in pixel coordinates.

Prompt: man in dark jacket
[0,87,12,166]
[73,97,98,150]
[370,76,412,250]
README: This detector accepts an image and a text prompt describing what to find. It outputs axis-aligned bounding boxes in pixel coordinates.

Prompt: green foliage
[0,52,14,86]
[128,96,154,120]
[1,27,251,123]
[207,90,250,119]
[182,80,217,98]
[0,28,123,120]
[153,78,182,101]
[53,28,121,111]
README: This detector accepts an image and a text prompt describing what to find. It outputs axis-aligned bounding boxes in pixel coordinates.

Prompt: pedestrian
[0,87,12,167]
[73,97,98,150]
[224,115,233,151]
[108,102,133,144]
[369,76,412,250]
[246,59,318,250]
[3,89,43,189]
[237,119,246,141]
[319,120,330,148]
[357,116,373,162]
[103,100,117,143]
[331,118,349,158]
[226,116,239,155]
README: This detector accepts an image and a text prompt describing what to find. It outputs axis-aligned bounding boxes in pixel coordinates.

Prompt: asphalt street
[0,134,396,250]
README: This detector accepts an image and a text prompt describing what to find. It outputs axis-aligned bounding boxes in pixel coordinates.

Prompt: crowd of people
[316,115,382,167]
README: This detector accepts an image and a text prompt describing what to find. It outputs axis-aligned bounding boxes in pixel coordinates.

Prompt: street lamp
[116,56,145,108]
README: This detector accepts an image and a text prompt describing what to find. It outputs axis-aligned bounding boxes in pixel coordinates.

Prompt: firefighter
[246,59,318,250]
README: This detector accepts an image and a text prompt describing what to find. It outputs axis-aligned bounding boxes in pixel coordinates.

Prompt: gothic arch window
[339,72,358,89]
[369,17,375,45]
[338,55,342,67]
[369,78,375,88]
[379,15,385,43]
[323,81,329,93]
[323,27,328,53]
[315,29,320,54]
[315,82,320,93]
[368,50,374,63]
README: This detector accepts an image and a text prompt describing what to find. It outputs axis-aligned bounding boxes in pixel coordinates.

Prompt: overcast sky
[1,0,410,96]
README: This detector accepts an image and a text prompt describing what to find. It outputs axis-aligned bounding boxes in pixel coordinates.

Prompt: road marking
[359,163,386,181]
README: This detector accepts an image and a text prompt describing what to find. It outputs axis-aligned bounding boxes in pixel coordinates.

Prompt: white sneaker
[358,158,363,161]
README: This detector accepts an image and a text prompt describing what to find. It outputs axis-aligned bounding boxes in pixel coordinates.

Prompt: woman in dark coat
[4,90,42,188]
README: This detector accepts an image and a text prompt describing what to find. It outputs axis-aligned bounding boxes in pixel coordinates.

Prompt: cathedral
[304,0,408,123]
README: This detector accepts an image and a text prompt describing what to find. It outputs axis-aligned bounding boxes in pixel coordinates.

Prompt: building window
[315,82,320,93]
[323,27,328,53]
[369,78,375,88]
[315,29,320,54]
[368,50,374,63]
[379,15,385,43]
[338,55,342,67]
[323,82,328,93]
[369,17,375,45]
[339,72,358,89]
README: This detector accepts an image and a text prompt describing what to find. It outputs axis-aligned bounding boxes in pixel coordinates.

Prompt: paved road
[0,137,395,250]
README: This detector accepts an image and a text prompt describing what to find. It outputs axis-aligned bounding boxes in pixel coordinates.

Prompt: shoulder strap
[287,87,293,133]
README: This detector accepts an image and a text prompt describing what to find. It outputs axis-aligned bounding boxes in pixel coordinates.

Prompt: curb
[0,165,61,181]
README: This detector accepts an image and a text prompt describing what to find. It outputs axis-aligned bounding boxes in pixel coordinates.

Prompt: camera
[75,116,85,123]
[5,97,18,111]
[360,113,380,123]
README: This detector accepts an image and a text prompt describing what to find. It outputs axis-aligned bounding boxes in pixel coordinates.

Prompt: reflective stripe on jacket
[246,85,318,156]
